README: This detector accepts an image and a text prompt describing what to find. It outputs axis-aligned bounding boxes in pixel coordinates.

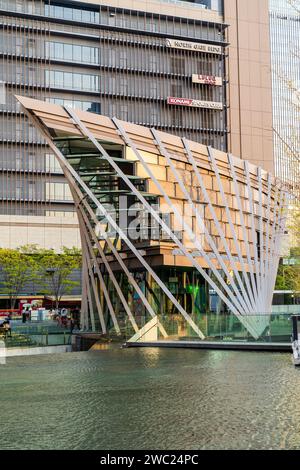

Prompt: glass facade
[45,182,73,202]
[45,153,63,174]
[45,41,100,65]
[44,3,100,24]
[0,0,224,16]
[24,98,283,335]
[269,0,300,197]
[0,0,227,219]
[44,0,224,22]
[124,312,292,343]
[45,70,100,92]
[180,0,223,13]
[46,97,101,114]
[0,0,225,40]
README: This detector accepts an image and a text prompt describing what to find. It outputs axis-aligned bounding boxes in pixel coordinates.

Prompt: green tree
[38,247,82,311]
[276,206,300,299]
[0,246,38,308]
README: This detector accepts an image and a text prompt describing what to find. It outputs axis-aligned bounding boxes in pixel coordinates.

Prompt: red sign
[168,97,193,106]
[18,298,43,313]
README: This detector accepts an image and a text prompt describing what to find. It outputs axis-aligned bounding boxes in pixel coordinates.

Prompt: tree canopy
[37,247,82,310]
[276,206,300,298]
[0,245,38,308]
[0,245,82,309]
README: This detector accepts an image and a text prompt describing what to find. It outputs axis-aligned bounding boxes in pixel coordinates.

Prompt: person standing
[22,310,26,323]
[3,318,11,338]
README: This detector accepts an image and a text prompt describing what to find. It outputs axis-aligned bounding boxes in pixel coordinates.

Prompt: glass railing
[124,312,295,343]
[3,322,72,349]
[7,313,293,348]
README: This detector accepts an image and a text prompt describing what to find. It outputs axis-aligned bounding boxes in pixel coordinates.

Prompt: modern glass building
[0,0,227,239]
[223,0,274,173]
[0,0,276,252]
[18,96,287,339]
[269,0,300,198]
[0,0,284,336]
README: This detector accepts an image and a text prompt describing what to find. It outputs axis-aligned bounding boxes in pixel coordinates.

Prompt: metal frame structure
[16,96,288,340]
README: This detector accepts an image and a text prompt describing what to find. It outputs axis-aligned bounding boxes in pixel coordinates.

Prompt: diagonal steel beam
[109,118,260,338]
[63,107,209,339]
[151,129,254,314]
[227,153,258,305]
[75,199,139,334]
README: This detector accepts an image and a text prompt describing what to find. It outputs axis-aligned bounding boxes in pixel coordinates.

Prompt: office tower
[0,0,228,249]
[269,0,300,198]
[224,0,274,173]
[0,0,276,250]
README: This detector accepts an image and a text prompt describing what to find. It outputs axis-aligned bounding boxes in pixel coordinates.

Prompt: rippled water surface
[1,348,300,450]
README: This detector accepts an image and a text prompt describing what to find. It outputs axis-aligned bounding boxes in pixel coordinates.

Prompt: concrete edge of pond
[123,340,292,352]
[5,345,72,357]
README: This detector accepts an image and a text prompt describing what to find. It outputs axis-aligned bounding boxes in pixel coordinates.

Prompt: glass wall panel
[45,153,63,174]
[45,182,73,201]
[44,3,100,24]
[45,42,100,64]
[46,97,101,114]
[45,71,100,92]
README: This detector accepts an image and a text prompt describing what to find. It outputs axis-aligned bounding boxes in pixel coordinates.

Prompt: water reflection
[0,348,300,450]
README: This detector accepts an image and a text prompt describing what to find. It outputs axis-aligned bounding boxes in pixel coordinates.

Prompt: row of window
[0,150,62,174]
[43,69,222,102]
[0,117,39,141]
[46,98,101,114]
[0,204,74,216]
[46,210,77,219]
[45,154,63,174]
[184,0,222,11]
[1,0,223,23]
[1,48,223,82]
[0,94,226,142]
[45,70,100,92]
[0,107,226,150]
[1,35,223,78]
[0,86,101,115]
[45,4,100,24]
[0,181,72,202]
[45,42,100,65]
[42,3,223,42]
[46,182,73,202]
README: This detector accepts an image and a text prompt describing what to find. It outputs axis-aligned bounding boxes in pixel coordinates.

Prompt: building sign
[192,74,222,86]
[0,81,6,105]
[283,258,300,266]
[167,97,223,110]
[166,38,222,55]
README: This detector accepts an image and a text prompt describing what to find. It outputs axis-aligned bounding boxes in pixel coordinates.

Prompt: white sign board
[166,38,222,55]
[0,340,6,365]
[192,74,223,86]
[0,81,6,105]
